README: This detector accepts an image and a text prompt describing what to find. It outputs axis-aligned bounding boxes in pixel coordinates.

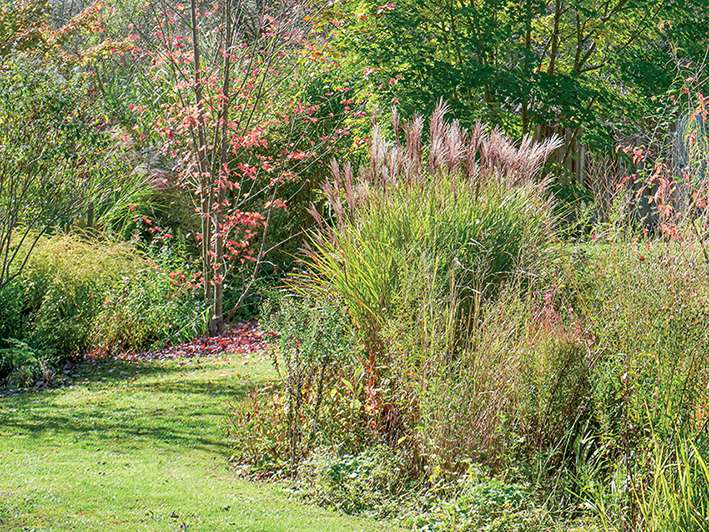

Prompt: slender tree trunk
[548,0,563,77]
[210,0,233,335]
[543,0,563,146]
[190,0,217,328]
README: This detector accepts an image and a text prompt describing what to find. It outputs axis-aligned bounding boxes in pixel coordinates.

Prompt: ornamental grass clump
[301,102,561,334]
[294,102,562,443]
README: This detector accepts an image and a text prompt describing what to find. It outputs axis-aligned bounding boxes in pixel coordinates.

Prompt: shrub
[292,105,564,467]
[92,267,207,354]
[228,389,291,478]
[580,242,708,448]
[228,370,371,478]
[300,104,561,350]
[303,178,556,336]
[569,241,709,530]
[19,234,139,357]
[229,294,361,474]
[0,233,205,386]
[0,55,134,289]
[0,282,24,340]
[417,287,592,475]
[0,339,46,387]
[264,293,359,462]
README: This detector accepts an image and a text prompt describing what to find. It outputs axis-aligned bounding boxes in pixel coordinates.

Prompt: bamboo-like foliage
[635,437,709,531]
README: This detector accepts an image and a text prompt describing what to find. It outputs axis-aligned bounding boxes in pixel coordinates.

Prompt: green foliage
[0,281,23,340]
[580,243,708,445]
[230,294,360,472]
[0,54,148,291]
[295,446,557,529]
[293,171,561,460]
[576,432,709,532]
[18,235,139,358]
[0,338,45,387]
[634,436,709,531]
[229,295,360,476]
[262,292,358,376]
[300,178,555,351]
[228,389,291,478]
[328,0,707,152]
[561,242,709,530]
[0,234,204,386]
[0,54,113,187]
[240,236,708,531]
[92,267,207,354]
[417,287,591,475]
[411,467,554,532]
[296,445,411,518]
[0,1,48,58]
[236,81,369,275]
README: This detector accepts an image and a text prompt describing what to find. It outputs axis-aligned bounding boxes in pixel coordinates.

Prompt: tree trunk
[209,0,233,336]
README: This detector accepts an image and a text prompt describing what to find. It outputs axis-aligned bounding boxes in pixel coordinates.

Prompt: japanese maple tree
[135,0,335,333]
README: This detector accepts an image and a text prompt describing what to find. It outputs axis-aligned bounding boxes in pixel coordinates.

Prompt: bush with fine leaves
[0,234,204,386]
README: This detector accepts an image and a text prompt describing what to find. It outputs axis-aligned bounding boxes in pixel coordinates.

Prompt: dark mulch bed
[116,321,268,362]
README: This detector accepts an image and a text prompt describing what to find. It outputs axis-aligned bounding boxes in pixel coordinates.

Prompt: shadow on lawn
[1,357,200,394]
[0,356,267,456]
[74,357,212,383]
[129,379,258,398]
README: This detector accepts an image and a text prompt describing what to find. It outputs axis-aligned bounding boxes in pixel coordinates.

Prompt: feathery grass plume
[446,119,467,173]
[322,101,561,223]
[428,100,450,173]
[390,106,400,138]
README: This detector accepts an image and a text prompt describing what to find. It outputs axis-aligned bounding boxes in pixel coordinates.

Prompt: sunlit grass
[0,354,385,531]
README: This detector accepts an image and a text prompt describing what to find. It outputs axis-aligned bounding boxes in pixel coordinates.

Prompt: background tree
[0,58,102,288]
[0,2,142,288]
[327,0,708,176]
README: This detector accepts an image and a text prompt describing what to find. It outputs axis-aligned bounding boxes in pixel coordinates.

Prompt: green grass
[0,354,387,531]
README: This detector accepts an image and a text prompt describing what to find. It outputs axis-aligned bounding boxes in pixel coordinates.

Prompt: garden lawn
[0,353,386,531]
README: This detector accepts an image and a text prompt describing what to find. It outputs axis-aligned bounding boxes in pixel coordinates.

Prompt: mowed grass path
[0,354,385,531]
